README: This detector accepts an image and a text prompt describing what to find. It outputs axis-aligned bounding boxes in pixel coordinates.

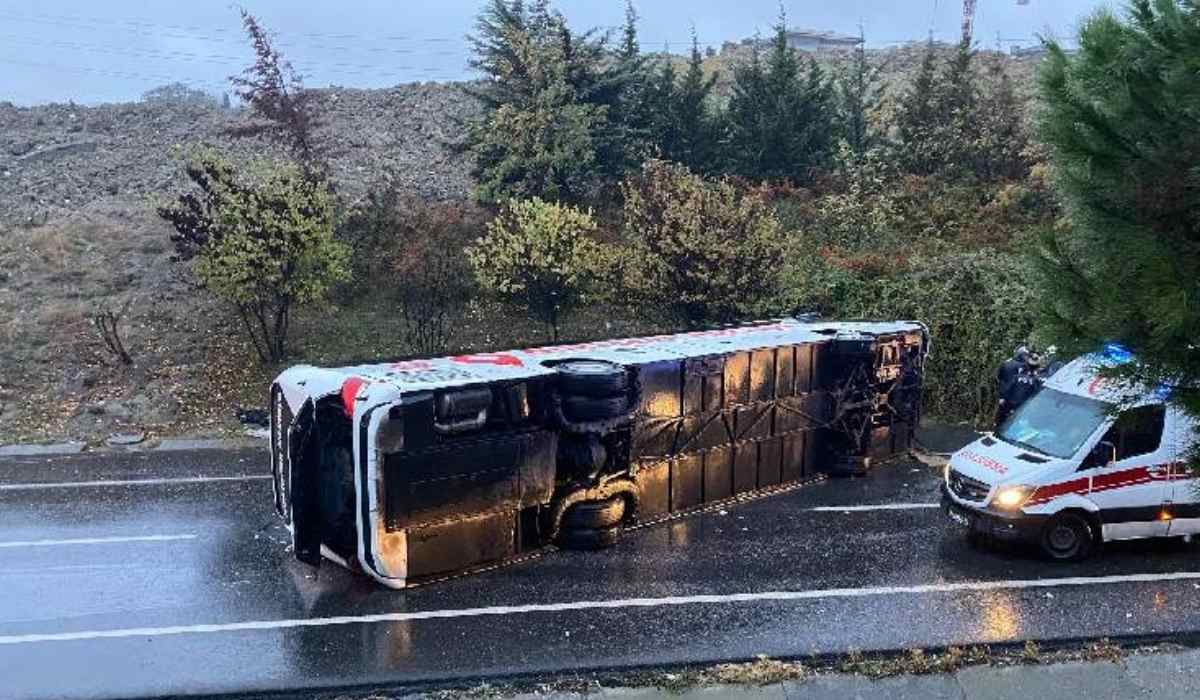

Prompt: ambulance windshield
[998,388,1110,459]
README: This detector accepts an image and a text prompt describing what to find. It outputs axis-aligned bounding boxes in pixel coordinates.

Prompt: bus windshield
[998,388,1110,459]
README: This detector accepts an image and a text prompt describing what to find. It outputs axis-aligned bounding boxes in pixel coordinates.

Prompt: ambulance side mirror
[1088,440,1117,469]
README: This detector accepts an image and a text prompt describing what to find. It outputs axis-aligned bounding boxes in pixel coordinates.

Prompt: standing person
[995,346,1029,430]
[1007,349,1043,412]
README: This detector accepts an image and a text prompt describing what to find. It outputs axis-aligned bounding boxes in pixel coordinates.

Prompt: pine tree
[894,40,943,175]
[1036,0,1200,432]
[974,62,1029,180]
[837,28,880,154]
[464,0,647,203]
[726,8,836,183]
[937,40,981,174]
[648,31,719,173]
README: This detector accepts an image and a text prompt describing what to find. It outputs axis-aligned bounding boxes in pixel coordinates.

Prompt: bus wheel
[559,525,621,551]
[1040,512,1093,561]
[557,360,629,397]
[563,497,626,530]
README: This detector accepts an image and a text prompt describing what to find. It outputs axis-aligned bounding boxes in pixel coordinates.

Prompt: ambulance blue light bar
[1102,343,1133,363]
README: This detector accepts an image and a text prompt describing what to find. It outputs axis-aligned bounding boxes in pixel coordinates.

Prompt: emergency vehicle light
[1102,343,1133,363]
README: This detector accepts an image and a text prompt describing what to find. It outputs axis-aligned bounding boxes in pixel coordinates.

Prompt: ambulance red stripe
[1024,464,1173,507]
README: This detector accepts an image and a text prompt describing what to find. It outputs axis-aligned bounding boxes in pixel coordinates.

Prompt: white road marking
[808,503,940,512]
[0,534,197,549]
[0,475,271,491]
[2,571,1199,646]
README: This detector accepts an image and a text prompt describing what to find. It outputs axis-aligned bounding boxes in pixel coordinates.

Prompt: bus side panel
[630,341,833,518]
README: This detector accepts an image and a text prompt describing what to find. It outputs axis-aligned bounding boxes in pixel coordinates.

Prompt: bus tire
[563,395,631,422]
[563,497,626,529]
[1040,512,1094,562]
[559,525,621,550]
[557,360,629,398]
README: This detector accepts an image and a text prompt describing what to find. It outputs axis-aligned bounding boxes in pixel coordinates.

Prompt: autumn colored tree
[229,10,323,169]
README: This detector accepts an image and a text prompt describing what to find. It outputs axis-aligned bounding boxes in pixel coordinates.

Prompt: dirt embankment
[0,82,478,445]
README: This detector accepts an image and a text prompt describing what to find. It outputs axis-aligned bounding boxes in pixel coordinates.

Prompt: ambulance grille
[948,469,990,502]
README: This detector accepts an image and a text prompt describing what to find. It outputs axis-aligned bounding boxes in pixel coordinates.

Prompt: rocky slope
[0,82,479,445]
[0,82,478,228]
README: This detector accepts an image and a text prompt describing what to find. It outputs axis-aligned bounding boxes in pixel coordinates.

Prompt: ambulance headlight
[992,485,1034,510]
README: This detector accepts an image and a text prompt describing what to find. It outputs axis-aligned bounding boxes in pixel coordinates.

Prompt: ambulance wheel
[557,360,629,398]
[1040,512,1093,561]
[563,497,626,529]
[563,395,631,422]
[559,525,621,550]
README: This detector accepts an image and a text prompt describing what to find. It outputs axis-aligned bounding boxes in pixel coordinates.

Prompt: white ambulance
[942,344,1198,560]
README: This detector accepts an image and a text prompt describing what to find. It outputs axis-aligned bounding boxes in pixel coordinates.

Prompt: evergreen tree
[937,40,981,174]
[837,29,881,154]
[464,0,647,204]
[1036,0,1200,436]
[974,62,1029,180]
[726,9,836,183]
[893,39,1028,181]
[894,40,947,175]
[648,31,719,173]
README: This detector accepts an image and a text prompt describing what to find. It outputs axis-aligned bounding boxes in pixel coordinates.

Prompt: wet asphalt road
[2,449,1200,699]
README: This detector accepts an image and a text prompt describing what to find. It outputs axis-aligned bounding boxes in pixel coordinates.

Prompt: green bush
[784,248,1039,423]
[158,152,349,363]
[619,159,785,327]
[467,198,608,340]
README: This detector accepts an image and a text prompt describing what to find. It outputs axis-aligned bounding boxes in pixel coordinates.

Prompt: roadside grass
[351,638,1154,699]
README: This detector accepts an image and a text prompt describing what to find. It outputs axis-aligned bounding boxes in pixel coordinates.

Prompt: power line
[0,58,227,89]
[0,12,476,48]
[0,36,464,73]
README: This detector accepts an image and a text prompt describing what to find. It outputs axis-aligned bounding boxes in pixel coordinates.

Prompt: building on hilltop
[736,29,864,53]
[1009,44,1049,58]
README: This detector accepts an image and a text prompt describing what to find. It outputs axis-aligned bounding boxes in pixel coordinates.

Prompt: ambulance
[942,344,1198,560]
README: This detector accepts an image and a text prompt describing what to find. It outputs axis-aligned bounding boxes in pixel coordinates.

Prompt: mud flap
[290,400,324,567]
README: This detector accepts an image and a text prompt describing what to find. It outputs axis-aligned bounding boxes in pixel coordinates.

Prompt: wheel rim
[1047,523,1079,554]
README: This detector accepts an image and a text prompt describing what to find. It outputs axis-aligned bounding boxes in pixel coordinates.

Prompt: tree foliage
[648,32,721,173]
[467,197,607,339]
[158,152,349,362]
[229,10,323,168]
[619,159,784,326]
[142,83,220,109]
[1036,0,1200,421]
[836,30,882,154]
[725,11,837,183]
[338,182,481,354]
[894,41,1030,181]
[464,0,647,204]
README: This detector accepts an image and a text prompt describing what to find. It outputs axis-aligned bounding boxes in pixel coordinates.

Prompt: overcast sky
[0,0,1113,106]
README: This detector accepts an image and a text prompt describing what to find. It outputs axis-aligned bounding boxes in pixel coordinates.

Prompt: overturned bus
[270,318,928,588]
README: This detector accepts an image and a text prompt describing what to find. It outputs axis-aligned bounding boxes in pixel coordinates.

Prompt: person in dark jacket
[995,346,1034,430]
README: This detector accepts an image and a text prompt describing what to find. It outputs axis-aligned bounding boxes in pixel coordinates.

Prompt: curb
[0,442,86,457]
[134,632,1200,700]
[0,435,268,458]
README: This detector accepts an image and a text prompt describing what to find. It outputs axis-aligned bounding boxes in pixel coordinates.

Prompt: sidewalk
[411,647,1200,700]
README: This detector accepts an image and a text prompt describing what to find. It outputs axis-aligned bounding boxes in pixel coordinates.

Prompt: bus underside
[270,321,927,588]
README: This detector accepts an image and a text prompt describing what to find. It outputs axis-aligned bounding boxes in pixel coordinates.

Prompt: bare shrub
[339,185,482,355]
[91,300,133,366]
